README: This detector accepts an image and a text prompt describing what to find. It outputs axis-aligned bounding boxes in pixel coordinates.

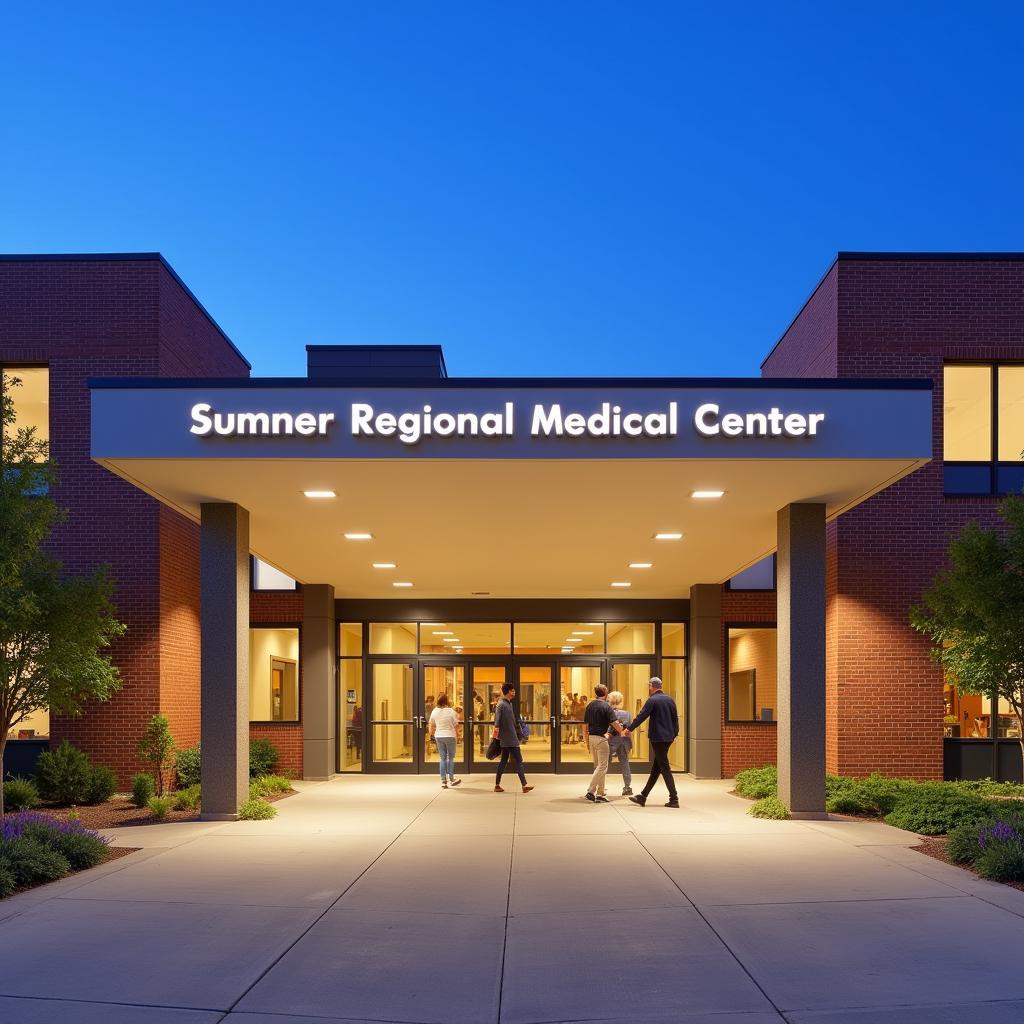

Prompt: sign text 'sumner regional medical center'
[188,400,826,444]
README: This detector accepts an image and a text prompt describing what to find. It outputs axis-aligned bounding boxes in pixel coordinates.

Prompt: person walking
[582,683,627,802]
[606,690,633,796]
[624,677,680,808]
[428,693,462,789]
[493,681,534,794]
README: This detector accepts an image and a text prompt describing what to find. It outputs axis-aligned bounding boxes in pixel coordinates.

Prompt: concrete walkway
[3,776,1024,1023]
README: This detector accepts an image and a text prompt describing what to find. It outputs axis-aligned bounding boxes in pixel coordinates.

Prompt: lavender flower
[978,821,1021,850]
[0,811,109,845]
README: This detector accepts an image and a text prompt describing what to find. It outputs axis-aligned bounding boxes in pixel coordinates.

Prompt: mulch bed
[41,787,296,831]
[913,835,1024,893]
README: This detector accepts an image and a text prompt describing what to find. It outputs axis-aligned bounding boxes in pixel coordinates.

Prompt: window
[420,622,510,655]
[514,623,604,654]
[252,558,297,591]
[726,626,777,723]
[338,623,363,772]
[943,364,1024,494]
[607,623,655,654]
[249,627,299,722]
[727,555,776,591]
[369,622,417,654]
[1,366,49,445]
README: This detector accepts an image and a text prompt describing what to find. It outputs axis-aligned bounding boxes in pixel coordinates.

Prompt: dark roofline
[0,252,251,370]
[837,251,1024,261]
[88,374,932,390]
[307,342,448,377]
[759,256,839,371]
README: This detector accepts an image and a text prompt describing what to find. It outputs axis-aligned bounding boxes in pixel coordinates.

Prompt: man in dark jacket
[494,682,534,794]
[625,677,680,808]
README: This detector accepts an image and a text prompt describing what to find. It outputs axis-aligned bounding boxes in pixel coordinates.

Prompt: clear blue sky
[3,3,1023,378]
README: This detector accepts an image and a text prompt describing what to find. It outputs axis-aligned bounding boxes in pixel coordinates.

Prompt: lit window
[728,555,775,591]
[726,626,777,723]
[249,627,299,722]
[252,558,297,591]
[943,365,991,462]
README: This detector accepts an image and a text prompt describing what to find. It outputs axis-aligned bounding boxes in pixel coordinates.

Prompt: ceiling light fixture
[561,647,573,653]
[344,532,373,540]
[372,562,396,569]
[572,630,594,635]
[654,532,683,541]
[392,581,413,588]
[629,562,653,569]
[303,490,336,499]
[611,581,632,588]
[432,630,453,635]
[692,490,725,499]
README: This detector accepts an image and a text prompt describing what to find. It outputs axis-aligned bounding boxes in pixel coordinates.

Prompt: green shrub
[148,796,174,819]
[175,744,201,788]
[0,866,15,899]
[948,820,987,864]
[173,784,201,811]
[748,795,790,820]
[249,738,279,778]
[0,837,70,886]
[826,790,877,815]
[138,714,176,796]
[22,824,108,871]
[855,773,919,815]
[3,776,41,811]
[884,784,996,836]
[734,765,777,800]
[131,773,155,809]
[34,740,93,805]
[974,823,1024,882]
[238,798,277,820]
[85,764,118,805]
[250,774,291,797]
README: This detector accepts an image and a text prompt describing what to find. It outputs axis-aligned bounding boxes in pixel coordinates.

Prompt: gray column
[200,503,250,820]
[302,584,337,780]
[777,503,827,816]
[688,583,722,779]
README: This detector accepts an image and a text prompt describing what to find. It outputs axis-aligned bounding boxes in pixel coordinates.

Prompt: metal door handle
[550,716,557,728]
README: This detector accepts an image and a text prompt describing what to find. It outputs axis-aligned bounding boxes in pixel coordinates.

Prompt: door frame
[365,658,422,774]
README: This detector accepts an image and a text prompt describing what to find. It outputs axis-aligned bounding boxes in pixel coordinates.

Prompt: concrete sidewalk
[2,775,1024,1023]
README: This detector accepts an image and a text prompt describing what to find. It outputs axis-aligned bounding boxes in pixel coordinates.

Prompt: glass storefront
[338,617,687,774]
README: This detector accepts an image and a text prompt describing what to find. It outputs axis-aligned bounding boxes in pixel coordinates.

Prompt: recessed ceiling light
[432,630,453,635]
[692,490,725,499]
[345,532,373,540]
[471,591,491,596]
[444,638,462,643]
[561,647,573,653]
[303,490,336,499]
[611,581,632,588]
[572,630,594,635]
[454,648,464,653]
[392,581,413,588]
[654,532,683,541]
[564,638,581,643]
[629,562,653,569]
[372,562,396,569]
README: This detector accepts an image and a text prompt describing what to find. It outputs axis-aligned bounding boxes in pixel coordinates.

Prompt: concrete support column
[688,583,722,779]
[302,584,337,780]
[777,502,827,816]
[200,503,250,820]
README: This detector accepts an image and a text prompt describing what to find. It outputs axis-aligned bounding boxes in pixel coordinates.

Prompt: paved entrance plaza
[3,777,1024,1023]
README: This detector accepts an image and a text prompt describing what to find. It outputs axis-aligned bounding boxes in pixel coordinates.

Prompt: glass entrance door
[517,663,555,771]
[422,664,466,775]
[369,662,417,772]
[468,663,507,773]
[609,660,657,770]
[557,662,603,770]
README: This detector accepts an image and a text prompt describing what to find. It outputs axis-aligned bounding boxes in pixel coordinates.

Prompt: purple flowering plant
[978,820,1022,850]
[0,811,109,845]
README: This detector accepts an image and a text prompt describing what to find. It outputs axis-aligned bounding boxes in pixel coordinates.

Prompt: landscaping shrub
[238,797,277,820]
[175,744,201,788]
[34,740,93,805]
[884,784,996,836]
[131,773,155,809]
[748,795,790,820]
[249,738,279,778]
[0,866,15,899]
[148,796,174,819]
[22,822,108,871]
[252,774,292,796]
[3,776,40,811]
[0,837,70,886]
[85,764,118,805]
[974,822,1024,882]
[734,765,777,799]
[138,714,176,796]
[173,784,201,811]
[855,774,919,815]
[947,820,987,864]
[826,789,877,815]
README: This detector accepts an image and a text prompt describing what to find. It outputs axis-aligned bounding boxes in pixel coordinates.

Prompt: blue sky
[2,3,1023,378]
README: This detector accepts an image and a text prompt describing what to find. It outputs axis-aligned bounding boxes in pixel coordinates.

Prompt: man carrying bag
[491,681,534,794]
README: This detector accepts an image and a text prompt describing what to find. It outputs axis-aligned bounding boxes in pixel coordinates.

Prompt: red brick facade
[0,256,248,786]
[761,255,1024,779]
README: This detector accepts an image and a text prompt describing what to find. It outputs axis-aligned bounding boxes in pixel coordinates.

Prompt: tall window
[1,367,50,446]
[338,623,363,772]
[944,364,1024,494]
[726,626,777,723]
[249,627,300,722]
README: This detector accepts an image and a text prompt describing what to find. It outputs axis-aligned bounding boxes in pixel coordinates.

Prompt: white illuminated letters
[693,403,825,438]
[190,403,335,437]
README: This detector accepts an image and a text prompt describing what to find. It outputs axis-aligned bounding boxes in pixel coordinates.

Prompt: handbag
[519,717,531,742]
[485,737,502,760]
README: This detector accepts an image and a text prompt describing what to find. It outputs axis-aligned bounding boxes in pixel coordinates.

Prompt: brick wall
[0,256,248,787]
[249,591,305,778]
[764,255,1024,779]
[761,263,838,378]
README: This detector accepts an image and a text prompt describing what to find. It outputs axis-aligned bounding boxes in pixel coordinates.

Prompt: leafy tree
[911,496,1024,767]
[0,372,126,814]
[137,714,176,796]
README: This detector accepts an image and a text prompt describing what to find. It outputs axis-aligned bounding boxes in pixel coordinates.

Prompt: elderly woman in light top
[607,690,633,796]
[428,693,462,789]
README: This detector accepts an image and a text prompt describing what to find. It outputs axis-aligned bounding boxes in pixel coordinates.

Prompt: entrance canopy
[90,378,932,598]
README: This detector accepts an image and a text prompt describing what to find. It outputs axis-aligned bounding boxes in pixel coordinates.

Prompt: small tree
[0,373,126,815]
[137,714,176,796]
[911,495,1024,766]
